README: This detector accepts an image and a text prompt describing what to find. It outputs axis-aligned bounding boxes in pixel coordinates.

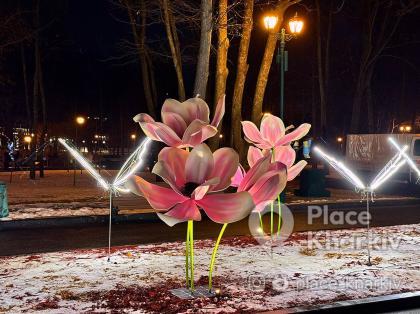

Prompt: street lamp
[74,115,86,186]
[263,12,304,120]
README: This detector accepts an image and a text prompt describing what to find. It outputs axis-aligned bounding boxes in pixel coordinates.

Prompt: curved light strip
[58,138,109,190]
[314,145,408,192]
[58,137,150,192]
[313,146,365,190]
[389,137,420,178]
[113,138,151,188]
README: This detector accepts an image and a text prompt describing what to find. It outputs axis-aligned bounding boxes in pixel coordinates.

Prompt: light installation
[59,137,151,261]
[389,137,420,182]
[314,146,407,265]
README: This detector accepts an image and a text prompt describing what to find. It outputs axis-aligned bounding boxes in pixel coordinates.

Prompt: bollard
[0,181,9,218]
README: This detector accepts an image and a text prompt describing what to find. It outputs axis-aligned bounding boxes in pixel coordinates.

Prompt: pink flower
[231,156,287,212]
[134,96,225,148]
[247,145,307,181]
[126,143,254,226]
[241,114,311,150]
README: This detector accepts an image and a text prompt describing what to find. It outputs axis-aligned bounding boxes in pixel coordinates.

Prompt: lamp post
[263,12,304,120]
[74,116,86,186]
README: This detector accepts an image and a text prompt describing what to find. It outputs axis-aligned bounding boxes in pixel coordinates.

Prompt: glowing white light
[369,147,407,191]
[59,137,150,192]
[113,138,151,188]
[313,146,365,189]
[314,145,407,192]
[58,138,109,190]
[389,137,420,178]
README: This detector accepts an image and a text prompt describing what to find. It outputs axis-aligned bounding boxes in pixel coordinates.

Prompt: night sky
[1,0,420,141]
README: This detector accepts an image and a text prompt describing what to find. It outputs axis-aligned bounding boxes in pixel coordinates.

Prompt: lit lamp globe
[76,116,86,125]
[24,135,32,143]
[289,13,304,34]
[263,14,278,30]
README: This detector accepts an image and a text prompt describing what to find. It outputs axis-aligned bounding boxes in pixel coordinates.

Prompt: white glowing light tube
[313,146,366,190]
[369,147,407,191]
[58,137,151,192]
[58,138,109,190]
[389,137,420,178]
[113,138,151,189]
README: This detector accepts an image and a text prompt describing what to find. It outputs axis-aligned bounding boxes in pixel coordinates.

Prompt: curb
[285,290,420,313]
[1,198,418,231]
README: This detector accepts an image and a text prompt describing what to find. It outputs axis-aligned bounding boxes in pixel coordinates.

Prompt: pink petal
[275,123,311,146]
[238,155,271,192]
[182,119,217,147]
[165,199,202,222]
[161,112,187,138]
[133,113,155,123]
[196,192,255,224]
[247,146,264,168]
[125,176,187,211]
[210,95,225,127]
[260,114,286,146]
[154,122,183,147]
[152,161,183,195]
[161,99,190,124]
[273,145,296,168]
[192,177,220,200]
[231,165,245,187]
[185,143,214,184]
[247,167,287,212]
[241,121,271,148]
[209,147,239,191]
[157,147,188,188]
[184,97,210,123]
[133,113,160,141]
[157,213,186,227]
[287,160,307,181]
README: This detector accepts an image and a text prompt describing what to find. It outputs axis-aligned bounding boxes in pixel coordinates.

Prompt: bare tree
[231,0,253,154]
[208,0,229,149]
[162,0,186,100]
[193,0,213,98]
[123,0,157,116]
[350,0,420,133]
[251,0,301,124]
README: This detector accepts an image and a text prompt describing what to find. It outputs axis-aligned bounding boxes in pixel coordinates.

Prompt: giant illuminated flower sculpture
[247,145,307,181]
[241,113,310,149]
[127,143,253,225]
[134,96,225,148]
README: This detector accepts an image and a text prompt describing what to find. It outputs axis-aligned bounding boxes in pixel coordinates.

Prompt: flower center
[181,182,199,197]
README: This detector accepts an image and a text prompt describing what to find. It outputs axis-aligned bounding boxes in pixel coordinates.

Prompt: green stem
[277,195,282,235]
[270,201,274,236]
[258,212,263,229]
[208,223,228,292]
[188,220,194,291]
[185,222,190,288]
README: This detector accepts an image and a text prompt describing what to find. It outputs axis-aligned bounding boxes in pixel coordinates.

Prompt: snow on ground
[2,170,416,220]
[1,224,419,313]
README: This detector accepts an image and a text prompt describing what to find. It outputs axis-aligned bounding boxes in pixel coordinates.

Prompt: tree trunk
[315,0,326,134]
[209,0,229,149]
[125,0,156,116]
[162,0,186,101]
[20,43,31,127]
[231,0,253,155]
[193,0,213,99]
[251,0,300,124]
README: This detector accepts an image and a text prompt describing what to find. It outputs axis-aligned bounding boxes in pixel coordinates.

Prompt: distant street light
[76,116,86,125]
[130,134,136,140]
[263,12,304,120]
[74,115,86,186]
[24,135,32,143]
[400,125,412,133]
